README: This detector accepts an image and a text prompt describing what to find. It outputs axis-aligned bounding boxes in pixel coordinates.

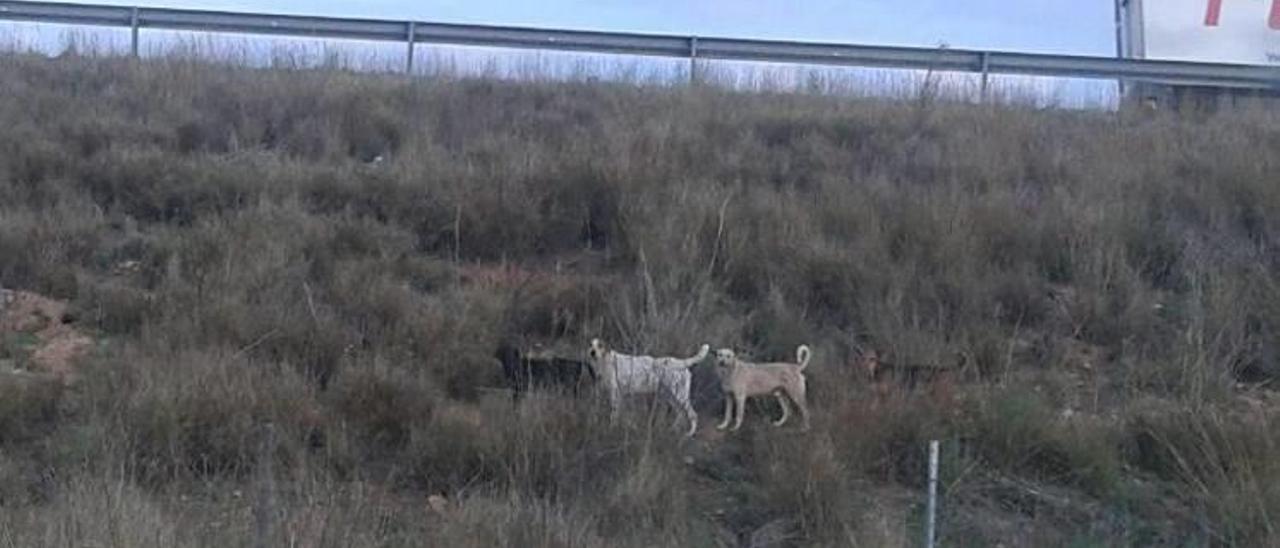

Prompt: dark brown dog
[495,343,597,400]
[858,350,967,405]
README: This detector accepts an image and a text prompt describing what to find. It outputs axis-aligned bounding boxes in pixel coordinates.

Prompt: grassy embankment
[2,48,1280,546]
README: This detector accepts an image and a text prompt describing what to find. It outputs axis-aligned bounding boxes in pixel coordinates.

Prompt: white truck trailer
[1118,0,1280,107]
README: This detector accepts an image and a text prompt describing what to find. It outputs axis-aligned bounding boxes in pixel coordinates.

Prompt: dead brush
[2,46,1280,546]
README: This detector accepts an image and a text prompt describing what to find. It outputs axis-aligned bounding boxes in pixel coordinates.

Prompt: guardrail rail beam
[0,0,1276,91]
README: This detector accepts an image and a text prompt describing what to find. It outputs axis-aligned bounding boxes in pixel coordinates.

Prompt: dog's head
[715,348,737,368]
[858,350,881,376]
[495,343,521,370]
[588,338,609,362]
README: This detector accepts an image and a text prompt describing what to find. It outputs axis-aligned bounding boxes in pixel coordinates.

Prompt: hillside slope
[3,51,1280,546]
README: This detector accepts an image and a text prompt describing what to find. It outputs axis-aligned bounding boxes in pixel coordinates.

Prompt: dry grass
[1,45,1279,546]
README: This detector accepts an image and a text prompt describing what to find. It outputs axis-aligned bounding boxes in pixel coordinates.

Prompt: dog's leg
[510,375,526,403]
[791,384,810,431]
[608,384,621,422]
[716,394,733,430]
[660,390,684,432]
[664,378,698,437]
[682,400,698,437]
[730,392,747,431]
[772,391,790,427]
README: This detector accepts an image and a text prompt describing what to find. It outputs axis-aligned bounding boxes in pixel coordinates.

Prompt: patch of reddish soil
[1,289,92,381]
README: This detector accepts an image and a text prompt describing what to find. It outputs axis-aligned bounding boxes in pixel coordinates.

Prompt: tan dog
[713,345,811,431]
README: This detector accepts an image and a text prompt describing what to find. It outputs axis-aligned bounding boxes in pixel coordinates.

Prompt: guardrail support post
[405,21,416,75]
[689,36,699,86]
[979,51,991,102]
[129,6,139,57]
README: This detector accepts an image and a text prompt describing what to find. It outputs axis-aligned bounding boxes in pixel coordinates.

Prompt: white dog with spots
[588,338,708,437]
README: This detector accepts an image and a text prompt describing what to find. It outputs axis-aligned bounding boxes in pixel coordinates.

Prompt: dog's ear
[851,340,866,360]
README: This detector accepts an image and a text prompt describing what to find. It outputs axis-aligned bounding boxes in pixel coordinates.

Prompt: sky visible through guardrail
[0,19,1121,109]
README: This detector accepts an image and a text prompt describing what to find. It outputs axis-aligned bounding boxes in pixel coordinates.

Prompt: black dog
[495,343,597,399]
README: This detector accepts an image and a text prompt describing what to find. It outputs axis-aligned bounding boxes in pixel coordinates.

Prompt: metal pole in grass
[926,440,940,548]
[252,422,276,548]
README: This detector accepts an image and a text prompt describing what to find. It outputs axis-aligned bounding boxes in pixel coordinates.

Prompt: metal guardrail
[1,0,1278,91]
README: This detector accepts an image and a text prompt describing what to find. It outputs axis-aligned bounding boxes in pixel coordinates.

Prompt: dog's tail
[690,343,711,365]
[669,344,710,368]
[796,345,812,371]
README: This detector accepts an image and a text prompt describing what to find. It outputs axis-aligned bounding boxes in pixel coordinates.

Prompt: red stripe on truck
[1271,0,1280,29]
[1205,0,1222,26]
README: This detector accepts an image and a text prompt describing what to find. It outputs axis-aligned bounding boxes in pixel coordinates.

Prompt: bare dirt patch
[0,289,93,381]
